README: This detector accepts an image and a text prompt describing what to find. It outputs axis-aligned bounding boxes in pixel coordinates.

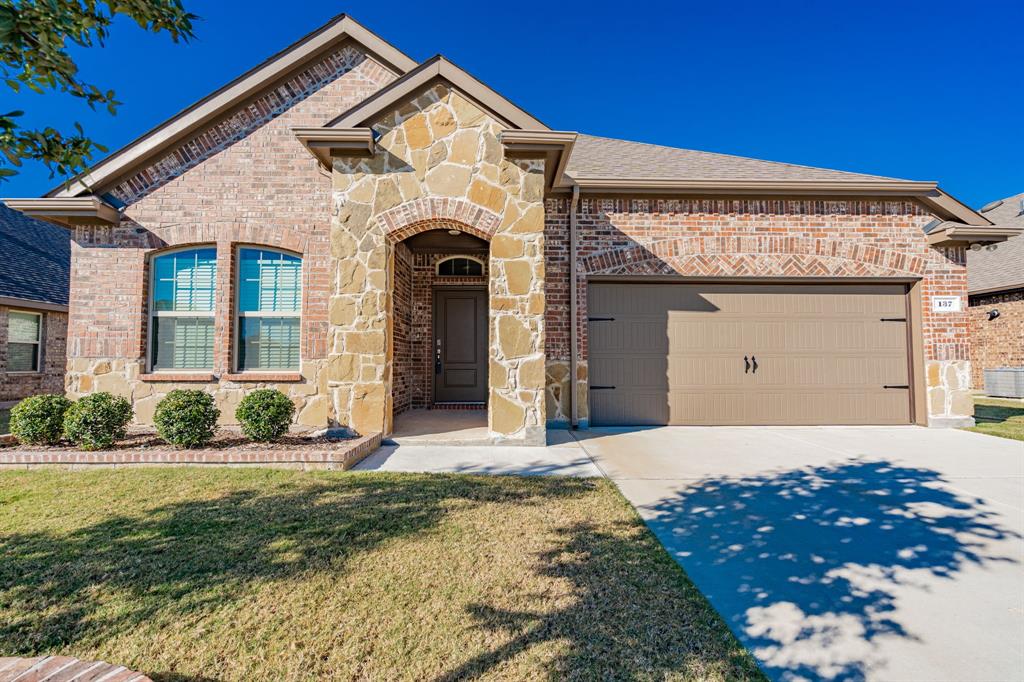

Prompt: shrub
[236,389,295,442]
[9,394,72,445]
[154,389,220,448]
[62,392,133,451]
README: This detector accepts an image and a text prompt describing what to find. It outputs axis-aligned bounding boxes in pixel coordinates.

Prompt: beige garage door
[588,282,912,426]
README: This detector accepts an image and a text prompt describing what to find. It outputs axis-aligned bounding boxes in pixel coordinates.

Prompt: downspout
[569,184,580,428]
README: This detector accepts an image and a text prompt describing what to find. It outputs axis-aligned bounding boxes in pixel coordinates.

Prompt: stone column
[488,158,546,445]
[327,168,391,436]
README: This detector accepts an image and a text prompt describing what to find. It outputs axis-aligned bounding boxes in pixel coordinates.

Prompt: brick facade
[0,307,67,403]
[968,290,1024,390]
[64,49,398,429]
[543,198,972,425]
[51,34,975,437]
[391,244,489,413]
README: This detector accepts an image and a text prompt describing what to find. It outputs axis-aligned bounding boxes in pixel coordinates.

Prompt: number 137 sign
[932,296,962,312]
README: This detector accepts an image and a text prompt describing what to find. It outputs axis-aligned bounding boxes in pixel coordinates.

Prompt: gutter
[0,296,69,313]
[569,184,580,429]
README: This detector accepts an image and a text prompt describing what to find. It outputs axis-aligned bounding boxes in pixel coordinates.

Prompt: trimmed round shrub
[236,389,295,442]
[9,394,72,445]
[154,389,220,448]
[62,392,133,451]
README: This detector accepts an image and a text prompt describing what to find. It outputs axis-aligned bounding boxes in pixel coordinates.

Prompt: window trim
[233,245,303,373]
[6,309,43,374]
[146,245,218,374]
[435,255,485,277]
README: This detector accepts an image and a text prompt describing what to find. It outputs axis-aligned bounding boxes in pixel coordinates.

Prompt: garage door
[588,283,912,426]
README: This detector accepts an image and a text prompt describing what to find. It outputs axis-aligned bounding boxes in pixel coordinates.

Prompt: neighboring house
[4,14,1020,442]
[0,205,69,405]
[968,193,1024,389]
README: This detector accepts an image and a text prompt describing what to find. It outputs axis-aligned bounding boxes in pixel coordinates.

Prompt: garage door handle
[751,356,758,374]
[883,384,909,389]
[744,356,751,374]
[590,385,615,390]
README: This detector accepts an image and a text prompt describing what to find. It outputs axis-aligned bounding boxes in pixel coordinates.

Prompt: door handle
[435,338,442,374]
[751,356,758,374]
[744,356,751,374]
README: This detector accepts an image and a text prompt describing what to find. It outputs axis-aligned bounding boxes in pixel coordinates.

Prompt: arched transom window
[436,256,484,277]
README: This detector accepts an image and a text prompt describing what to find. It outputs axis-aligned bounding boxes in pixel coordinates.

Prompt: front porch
[389,408,489,445]
[322,83,557,445]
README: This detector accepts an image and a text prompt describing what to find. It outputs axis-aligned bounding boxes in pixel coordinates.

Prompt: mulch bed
[0,428,351,452]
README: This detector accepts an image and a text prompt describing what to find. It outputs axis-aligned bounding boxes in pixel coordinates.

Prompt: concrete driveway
[572,426,1024,682]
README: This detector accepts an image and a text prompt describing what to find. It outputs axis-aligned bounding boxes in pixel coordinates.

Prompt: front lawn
[966,397,1024,441]
[0,469,761,681]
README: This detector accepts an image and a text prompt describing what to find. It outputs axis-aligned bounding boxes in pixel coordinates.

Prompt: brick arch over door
[378,197,500,243]
[580,236,926,278]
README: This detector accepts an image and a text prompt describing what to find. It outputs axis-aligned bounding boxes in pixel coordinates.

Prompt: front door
[433,289,488,403]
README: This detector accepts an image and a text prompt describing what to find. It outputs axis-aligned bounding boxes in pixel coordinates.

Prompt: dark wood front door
[433,289,488,403]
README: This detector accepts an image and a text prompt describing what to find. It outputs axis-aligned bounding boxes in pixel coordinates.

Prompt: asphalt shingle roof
[969,193,1024,294]
[0,204,70,306]
[565,134,905,182]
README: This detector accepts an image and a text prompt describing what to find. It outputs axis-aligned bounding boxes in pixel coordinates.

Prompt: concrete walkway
[353,429,602,477]
[574,426,1024,682]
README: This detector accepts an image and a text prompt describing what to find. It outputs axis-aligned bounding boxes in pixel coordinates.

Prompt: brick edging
[0,432,382,470]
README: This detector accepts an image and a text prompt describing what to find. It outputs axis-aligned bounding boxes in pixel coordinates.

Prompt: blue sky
[2,0,1021,207]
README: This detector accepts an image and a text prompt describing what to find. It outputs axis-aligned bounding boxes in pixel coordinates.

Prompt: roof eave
[0,295,69,313]
[3,197,119,229]
[968,282,1024,296]
[500,130,577,189]
[926,224,1022,247]
[293,127,375,167]
[47,15,417,199]
[568,177,940,194]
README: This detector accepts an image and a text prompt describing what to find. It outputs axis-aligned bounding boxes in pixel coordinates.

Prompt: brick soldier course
[5,14,1019,444]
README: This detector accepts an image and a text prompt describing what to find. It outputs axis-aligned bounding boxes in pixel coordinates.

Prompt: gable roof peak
[329,53,548,131]
[47,14,417,199]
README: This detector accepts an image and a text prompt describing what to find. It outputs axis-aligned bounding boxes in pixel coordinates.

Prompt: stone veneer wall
[543,198,973,426]
[968,289,1024,390]
[63,50,397,429]
[329,84,546,443]
[0,306,67,403]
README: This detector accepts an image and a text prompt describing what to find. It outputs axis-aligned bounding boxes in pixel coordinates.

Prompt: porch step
[430,402,486,410]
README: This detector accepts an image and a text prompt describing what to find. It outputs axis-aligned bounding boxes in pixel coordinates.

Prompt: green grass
[0,469,762,681]
[965,397,1024,441]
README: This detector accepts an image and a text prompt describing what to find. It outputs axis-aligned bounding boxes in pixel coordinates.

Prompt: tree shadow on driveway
[638,459,1020,681]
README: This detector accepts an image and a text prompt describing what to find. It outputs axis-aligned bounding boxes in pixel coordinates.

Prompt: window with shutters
[235,247,302,371]
[7,310,42,372]
[148,247,217,371]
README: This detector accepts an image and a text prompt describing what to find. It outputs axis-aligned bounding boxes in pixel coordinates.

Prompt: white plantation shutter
[8,311,41,371]
[236,248,301,371]
[150,248,217,370]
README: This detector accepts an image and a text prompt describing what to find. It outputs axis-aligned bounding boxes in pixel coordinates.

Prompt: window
[236,248,301,371]
[149,247,217,371]
[436,256,483,277]
[8,311,42,372]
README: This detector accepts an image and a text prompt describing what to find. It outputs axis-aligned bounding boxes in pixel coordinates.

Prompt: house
[968,193,1024,389]
[5,15,1020,444]
[0,205,69,406]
